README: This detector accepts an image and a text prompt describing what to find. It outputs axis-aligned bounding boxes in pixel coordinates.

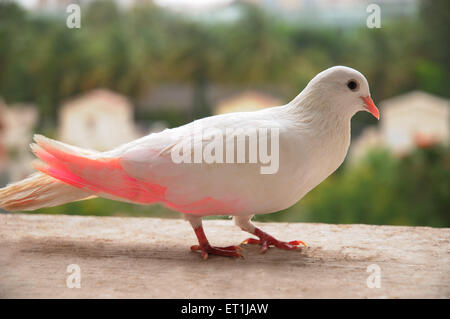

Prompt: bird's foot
[190,244,243,260]
[241,228,307,254]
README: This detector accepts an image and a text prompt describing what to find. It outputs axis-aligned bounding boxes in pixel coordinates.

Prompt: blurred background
[0,0,448,227]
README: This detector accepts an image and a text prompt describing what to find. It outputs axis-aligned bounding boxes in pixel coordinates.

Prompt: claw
[241,238,260,245]
[260,241,269,254]
[201,251,208,260]
[289,240,308,247]
[241,228,307,253]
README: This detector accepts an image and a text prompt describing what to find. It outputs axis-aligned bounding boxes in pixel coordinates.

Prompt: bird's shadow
[12,235,373,267]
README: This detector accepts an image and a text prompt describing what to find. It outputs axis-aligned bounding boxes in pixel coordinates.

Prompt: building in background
[0,100,38,183]
[380,91,449,152]
[58,89,141,151]
[213,90,283,115]
[350,91,449,162]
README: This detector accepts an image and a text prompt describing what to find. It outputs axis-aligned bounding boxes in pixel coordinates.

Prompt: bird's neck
[283,88,353,135]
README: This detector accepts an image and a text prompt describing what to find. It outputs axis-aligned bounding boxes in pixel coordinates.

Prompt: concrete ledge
[0,213,448,298]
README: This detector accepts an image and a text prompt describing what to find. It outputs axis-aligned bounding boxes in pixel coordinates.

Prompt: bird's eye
[347,80,358,91]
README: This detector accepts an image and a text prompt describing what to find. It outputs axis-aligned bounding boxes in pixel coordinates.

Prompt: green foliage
[1,0,448,127]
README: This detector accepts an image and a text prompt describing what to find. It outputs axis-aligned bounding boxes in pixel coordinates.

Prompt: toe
[220,245,242,251]
[259,241,269,254]
[209,247,243,258]
[289,240,308,247]
[201,251,209,260]
[274,241,300,250]
[241,238,261,245]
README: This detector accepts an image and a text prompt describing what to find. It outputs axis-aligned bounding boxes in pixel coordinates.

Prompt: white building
[380,91,449,153]
[349,91,449,161]
[58,89,141,151]
[0,100,38,183]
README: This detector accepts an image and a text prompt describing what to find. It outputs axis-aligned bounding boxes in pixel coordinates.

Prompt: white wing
[115,108,297,215]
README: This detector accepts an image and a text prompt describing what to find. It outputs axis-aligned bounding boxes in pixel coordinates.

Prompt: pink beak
[361,96,380,120]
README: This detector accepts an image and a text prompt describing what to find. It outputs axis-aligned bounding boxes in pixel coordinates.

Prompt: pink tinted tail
[32,135,166,204]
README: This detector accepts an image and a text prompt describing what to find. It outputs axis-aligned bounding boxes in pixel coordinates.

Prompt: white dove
[0,66,379,259]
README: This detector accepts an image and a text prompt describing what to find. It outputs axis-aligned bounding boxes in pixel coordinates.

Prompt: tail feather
[0,172,92,211]
[0,135,100,211]
[0,134,165,211]
[31,135,165,204]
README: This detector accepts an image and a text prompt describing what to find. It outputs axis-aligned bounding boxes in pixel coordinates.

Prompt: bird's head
[303,66,379,120]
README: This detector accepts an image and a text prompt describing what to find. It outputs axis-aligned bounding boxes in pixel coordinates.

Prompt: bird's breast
[272,124,351,211]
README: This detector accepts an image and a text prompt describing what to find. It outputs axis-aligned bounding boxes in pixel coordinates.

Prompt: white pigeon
[0,66,379,259]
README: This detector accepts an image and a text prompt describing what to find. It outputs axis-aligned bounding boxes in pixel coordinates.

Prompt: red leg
[191,225,243,260]
[241,227,307,254]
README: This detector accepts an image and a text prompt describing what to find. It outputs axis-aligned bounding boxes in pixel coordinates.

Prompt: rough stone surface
[0,213,448,298]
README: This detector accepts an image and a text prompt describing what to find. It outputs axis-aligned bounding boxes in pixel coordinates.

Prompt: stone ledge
[0,213,448,298]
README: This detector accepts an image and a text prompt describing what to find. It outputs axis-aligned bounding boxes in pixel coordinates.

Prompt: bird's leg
[185,214,242,260]
[235,215,307,254]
